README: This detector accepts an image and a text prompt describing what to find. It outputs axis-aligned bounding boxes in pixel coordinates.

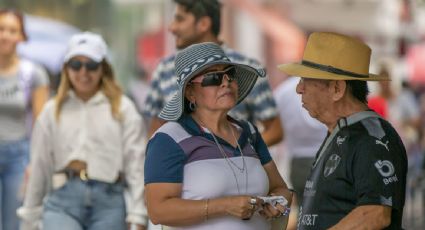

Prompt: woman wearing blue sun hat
[144,42,293,230]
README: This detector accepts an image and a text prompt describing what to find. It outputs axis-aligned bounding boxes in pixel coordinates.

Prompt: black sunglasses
[67,60,101,71]
[191,66,237,87]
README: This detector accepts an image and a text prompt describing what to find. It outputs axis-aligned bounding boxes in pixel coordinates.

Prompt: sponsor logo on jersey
[374,160,398,185]
[375,139,389,151]
[298,207,319,227]
[305,180,313,189]
[303,180,316,197]
[336,136,347,145]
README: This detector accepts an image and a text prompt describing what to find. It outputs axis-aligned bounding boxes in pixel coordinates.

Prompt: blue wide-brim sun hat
[159,42,266,121]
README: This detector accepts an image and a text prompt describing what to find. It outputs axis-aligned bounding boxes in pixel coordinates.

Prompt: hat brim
[158,90,184,122]
[159,61,266,121]
[278,63,389,81]
[64,49,104,63]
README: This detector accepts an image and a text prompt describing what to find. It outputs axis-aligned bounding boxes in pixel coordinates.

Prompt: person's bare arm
[328,205,391,230]
[145,183,257,226]
[262,161,293,213]
[31,86,49,120]
[147,117,166,138]
[259,116,284,147]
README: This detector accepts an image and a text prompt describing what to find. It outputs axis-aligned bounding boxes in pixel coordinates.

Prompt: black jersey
[298,111,407,230]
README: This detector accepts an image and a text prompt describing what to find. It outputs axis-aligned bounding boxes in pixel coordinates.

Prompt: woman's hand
[223,196,263,220]
[217,196,262,220]
[258,189,294,220]
[259,203,287,219]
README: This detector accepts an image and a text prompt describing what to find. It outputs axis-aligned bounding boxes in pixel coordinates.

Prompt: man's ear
[331,80,347,101]
[196,16,212,33]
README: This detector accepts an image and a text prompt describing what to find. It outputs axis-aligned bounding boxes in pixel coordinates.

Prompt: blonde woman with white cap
[144,42,293,230]
[18,32,148,230]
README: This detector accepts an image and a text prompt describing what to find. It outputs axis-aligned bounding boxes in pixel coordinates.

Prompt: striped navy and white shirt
[143,45,278,123]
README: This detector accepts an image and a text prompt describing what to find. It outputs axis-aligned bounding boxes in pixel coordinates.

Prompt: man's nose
[296,79,304,94]
[168,21,176,33]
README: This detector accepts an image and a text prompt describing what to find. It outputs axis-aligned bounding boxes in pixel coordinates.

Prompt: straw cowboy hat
[159,42,266,121]
[278,32,388,81]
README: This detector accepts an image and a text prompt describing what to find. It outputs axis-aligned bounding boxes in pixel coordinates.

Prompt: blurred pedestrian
[369,64,420,155]
[0,9,49,230]
[143,0,283,146]
[278,32,407,229]
[145,42,293,230]
[127,66,150,129]
[17,32,147,230]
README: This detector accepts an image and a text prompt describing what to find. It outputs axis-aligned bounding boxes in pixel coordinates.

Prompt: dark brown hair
[174,0,221,37]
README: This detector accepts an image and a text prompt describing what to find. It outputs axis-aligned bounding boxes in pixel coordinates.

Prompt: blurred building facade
[2,0,425,88]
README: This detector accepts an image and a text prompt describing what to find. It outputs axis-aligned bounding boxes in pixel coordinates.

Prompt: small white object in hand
[257,196,288,208]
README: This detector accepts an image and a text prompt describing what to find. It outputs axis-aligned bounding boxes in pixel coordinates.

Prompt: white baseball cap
[64,31,107,63]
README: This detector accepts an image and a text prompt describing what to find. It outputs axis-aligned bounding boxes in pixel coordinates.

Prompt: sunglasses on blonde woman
[190,66,236,87]
[67,60,101,72]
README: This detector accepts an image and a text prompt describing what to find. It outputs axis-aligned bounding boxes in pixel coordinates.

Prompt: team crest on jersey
[323,154,341,177]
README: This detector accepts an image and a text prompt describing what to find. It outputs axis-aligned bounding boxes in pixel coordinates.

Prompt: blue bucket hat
[159,42,266,121]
